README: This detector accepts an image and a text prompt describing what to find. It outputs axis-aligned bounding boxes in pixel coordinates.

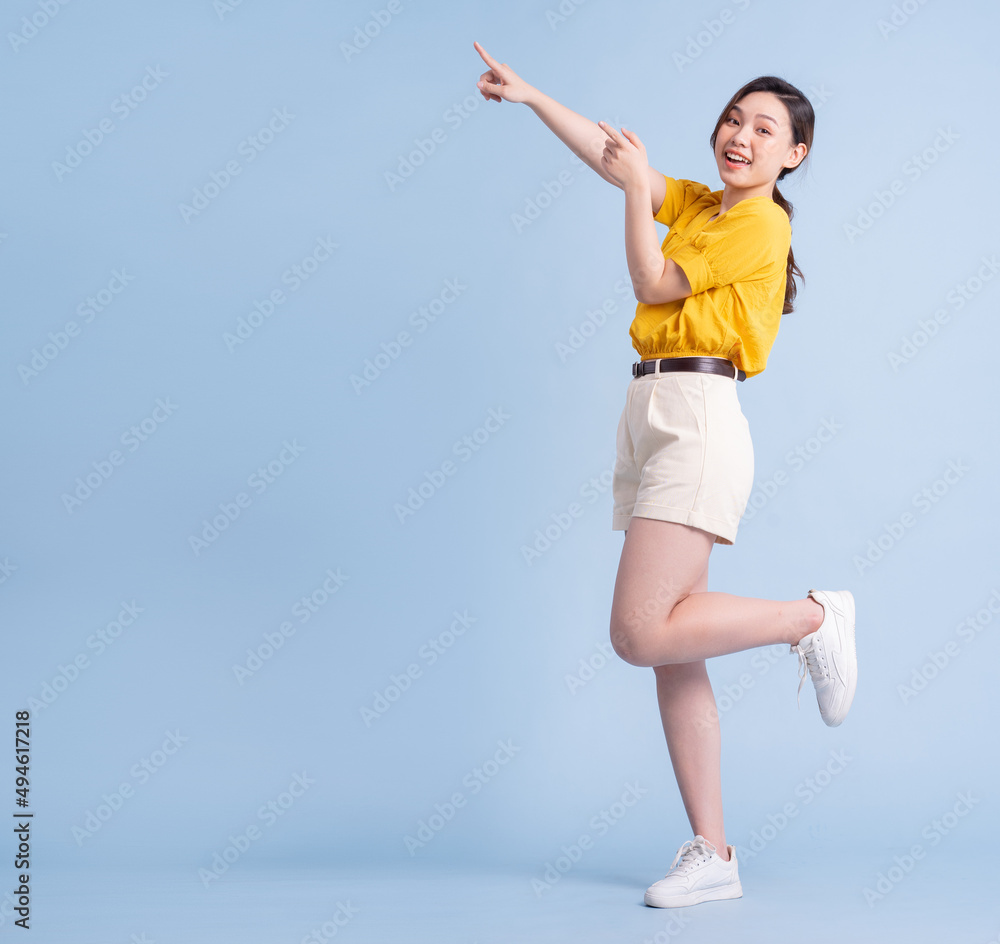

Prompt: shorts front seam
[687,374,709,514]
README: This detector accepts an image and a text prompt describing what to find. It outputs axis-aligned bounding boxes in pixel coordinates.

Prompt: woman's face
[715,91,806,188]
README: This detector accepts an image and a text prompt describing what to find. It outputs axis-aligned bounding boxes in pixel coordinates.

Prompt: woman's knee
[610,620,647,666]
[610,610,679,666]
[611,574,698,665]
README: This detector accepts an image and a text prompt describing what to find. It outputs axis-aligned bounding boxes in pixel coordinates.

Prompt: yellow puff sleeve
[668,201,791,295]
[653,175,711,228]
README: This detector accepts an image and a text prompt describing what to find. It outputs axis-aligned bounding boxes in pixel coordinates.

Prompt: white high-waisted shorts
[611,360,754,545]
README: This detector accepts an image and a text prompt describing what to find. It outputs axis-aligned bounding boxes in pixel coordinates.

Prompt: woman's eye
[759,128,770,134]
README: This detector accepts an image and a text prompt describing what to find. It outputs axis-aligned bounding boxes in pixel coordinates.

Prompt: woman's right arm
[474,42,666,215]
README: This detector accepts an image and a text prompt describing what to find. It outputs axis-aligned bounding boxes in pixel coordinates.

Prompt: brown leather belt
[632,356,746,382]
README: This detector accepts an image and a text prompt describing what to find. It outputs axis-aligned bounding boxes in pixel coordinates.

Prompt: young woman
[473,42,857,908]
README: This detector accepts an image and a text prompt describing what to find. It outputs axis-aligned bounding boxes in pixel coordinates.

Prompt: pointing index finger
[473,40,502,72]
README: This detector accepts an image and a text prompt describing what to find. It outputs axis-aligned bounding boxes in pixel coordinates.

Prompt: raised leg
[610,517,823,668]
[612,515,825,861]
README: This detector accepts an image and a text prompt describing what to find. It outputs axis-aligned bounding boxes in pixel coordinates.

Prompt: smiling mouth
[724,151,751,168]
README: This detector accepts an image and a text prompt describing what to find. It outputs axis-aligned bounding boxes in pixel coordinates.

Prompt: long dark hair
[709,76,814,314]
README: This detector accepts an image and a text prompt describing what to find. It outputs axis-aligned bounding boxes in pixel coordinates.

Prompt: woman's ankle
[695,834,729,860]
[789,596,825,646]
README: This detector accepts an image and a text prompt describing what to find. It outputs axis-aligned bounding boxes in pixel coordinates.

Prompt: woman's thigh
[610,516,713,663]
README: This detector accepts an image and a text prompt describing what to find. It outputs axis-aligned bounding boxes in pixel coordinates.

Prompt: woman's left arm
[599,123,692,305]
[624,183,693,304]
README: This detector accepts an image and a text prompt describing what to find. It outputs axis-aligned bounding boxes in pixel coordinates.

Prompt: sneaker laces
[667,835,716,874]
[791,634,828,708]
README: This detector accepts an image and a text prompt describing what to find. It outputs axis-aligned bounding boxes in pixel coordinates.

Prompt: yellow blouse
[629,174,792,379]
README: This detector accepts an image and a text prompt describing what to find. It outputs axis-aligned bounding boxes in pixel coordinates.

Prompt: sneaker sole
[644,881,743,908]
[820,589,857,727]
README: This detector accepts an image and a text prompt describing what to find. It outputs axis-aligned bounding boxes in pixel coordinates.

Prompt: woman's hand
[474,41,535,105]
[598,122,649,191]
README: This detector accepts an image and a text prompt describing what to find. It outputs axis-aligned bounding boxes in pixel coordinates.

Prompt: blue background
[2,0,998,940]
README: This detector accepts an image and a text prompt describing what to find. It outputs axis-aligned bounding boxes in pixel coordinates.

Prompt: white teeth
[726,151,750,164]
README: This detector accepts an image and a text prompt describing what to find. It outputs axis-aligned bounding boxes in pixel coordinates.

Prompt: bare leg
[650,555,730,859]
[613,516,825,862]
[610,517,824,668]
[654,660,729,859]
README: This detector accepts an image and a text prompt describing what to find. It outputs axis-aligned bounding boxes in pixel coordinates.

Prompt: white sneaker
[791,589,857,727]
[644,835,742,908]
